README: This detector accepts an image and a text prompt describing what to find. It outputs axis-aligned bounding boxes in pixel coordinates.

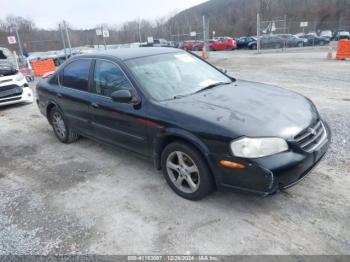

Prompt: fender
[153,127,220,187]
[45,99,63,124]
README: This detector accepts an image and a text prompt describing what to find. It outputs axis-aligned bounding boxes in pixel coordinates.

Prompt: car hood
[160,80,319,139]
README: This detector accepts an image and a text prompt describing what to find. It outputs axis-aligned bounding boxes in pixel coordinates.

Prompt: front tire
[49,107,80,144]
[250,44,257,50]
[161,142,214,201]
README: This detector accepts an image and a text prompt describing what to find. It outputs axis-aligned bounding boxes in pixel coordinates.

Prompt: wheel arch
[153,128,211,170]
[153,128,220,188]
[46,100,62,125]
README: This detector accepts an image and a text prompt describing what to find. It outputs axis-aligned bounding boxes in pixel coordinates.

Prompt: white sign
[7,36,16,44]
[147,36,154,44]
[102,29,109,38]
[271,22,276,32]
[190,31,197,37]
[96,29,102,36]
[300,22,309,28]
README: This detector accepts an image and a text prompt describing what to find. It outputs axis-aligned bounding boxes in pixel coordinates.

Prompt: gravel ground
[0,47,349,255]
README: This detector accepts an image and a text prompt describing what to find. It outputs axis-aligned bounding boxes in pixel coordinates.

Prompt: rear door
[57,59,95,135]
[88,59,150,155]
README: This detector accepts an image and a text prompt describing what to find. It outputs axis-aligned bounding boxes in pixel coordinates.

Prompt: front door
[88,59,150,156]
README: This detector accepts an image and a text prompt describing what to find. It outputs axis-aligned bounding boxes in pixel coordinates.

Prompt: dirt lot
[0,47,349,255]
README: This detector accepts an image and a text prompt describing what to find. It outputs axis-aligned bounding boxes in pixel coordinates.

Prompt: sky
[1,0,207,29]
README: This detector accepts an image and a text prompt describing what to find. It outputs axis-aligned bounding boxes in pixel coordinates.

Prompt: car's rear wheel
[250,44,257,50]
[49,107,80,144]
[161,141,214,201]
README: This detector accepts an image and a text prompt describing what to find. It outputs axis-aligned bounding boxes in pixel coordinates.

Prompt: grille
[294,120,327,152]
[0,85,23,99]
[0,96,21,103]
[0,79,12,85]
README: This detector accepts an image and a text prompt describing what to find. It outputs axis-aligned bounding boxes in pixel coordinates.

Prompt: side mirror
[111,90,133,104]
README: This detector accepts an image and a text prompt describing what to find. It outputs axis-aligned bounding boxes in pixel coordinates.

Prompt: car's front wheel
[161,141,214,200]
[49,107,80,144]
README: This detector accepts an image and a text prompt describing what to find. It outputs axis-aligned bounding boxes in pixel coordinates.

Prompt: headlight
[16,72,25,81]
[230,137,289,158]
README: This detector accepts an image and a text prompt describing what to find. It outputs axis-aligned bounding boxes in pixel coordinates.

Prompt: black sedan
[299,35,330,46]
[36,48,330,200]
[235,37,256,49]
[248,35,285,50]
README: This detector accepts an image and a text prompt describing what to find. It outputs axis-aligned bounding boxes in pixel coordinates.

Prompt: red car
[209,37,237,51]
[179,40,204,51]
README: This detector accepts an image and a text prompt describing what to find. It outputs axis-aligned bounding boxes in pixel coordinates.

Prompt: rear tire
[161,141,214,201]
[49,107,80,144]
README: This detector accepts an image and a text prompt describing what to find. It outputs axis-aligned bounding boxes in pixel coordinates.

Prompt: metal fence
[256,15,350,52]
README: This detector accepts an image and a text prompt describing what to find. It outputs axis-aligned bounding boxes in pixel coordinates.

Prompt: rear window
[0,51,7,59]
[61,59,91,91]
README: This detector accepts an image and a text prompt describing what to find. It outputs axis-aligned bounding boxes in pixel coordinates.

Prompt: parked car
[153,39,169,47]
[299,34,330,46]
[0,47,33,107]
[235,37,256,49]
[36,48,331,200]
[320,30,332,40]
[276,34,304,47]
[333,30,350,41]
[248,35,284,50]
[209,37,237,51]
[179,40,204,51]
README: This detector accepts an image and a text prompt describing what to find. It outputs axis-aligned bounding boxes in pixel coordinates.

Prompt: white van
[0,47,33,107]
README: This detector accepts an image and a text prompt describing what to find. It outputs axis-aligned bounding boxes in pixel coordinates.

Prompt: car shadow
[70,134,290,210]
[0,102,33,112]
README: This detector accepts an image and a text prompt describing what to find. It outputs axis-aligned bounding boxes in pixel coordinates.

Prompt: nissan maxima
[36,48,330,200]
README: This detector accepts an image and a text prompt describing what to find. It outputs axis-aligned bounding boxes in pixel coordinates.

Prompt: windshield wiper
[195,82,232,94]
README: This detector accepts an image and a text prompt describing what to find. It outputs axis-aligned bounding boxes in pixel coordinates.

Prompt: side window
[49,73,59,85]
[61,59,91,91]
[92,60,133,97]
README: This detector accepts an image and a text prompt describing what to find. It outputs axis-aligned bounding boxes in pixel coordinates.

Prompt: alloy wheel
[166,151,200,194]
[52,112,67,140]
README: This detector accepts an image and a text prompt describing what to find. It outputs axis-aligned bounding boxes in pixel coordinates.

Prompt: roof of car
[81,47,182,61]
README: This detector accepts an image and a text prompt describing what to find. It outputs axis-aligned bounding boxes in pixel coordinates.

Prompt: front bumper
[0,86,34,107]
[210,123,331,195]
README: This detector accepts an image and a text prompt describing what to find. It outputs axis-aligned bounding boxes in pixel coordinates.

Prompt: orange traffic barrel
[336,39,350,60]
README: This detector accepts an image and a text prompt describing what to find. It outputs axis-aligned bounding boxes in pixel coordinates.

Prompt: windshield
[125,52,232,101]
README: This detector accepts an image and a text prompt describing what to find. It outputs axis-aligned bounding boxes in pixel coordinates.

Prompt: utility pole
[101,26,107,50]
[284,14,287,34]
[64,21,72,56]
[138,19,142,43]
[257,13,261,54]
[203,16,209,55]
[13,23,23,58]
[59,23,68,60]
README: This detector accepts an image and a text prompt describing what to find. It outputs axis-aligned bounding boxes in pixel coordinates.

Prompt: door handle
[91,102,99,109]
[56,93,63,98]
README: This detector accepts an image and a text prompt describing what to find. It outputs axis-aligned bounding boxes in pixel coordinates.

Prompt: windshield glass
[125,52,232,101]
